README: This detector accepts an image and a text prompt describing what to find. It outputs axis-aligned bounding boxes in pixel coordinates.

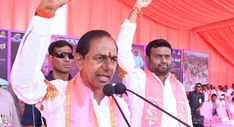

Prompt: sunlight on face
[147,47,172,75]
[79,37,118,91]
[50,46,74,74]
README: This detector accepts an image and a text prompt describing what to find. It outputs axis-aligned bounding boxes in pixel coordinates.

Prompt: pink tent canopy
[0,0,233,87]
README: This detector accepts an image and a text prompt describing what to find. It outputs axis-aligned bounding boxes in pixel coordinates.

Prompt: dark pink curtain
[0,0,233,87]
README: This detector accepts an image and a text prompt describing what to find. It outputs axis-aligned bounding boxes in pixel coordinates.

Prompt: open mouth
[97,74,110,82]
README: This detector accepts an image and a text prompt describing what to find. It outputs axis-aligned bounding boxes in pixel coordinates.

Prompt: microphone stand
[112,96,131,127]
[127,89,191,127]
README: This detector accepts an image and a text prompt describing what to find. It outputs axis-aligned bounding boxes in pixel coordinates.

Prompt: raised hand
[135,0,152,9]
[38,0,71,17]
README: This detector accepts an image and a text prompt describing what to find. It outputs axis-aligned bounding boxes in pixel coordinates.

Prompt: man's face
[78,37,117,91]
[195,85,202,92]
[202,85,207,91]
[211,96,217,102]
[146,47,172,75]
[49,46,74,74]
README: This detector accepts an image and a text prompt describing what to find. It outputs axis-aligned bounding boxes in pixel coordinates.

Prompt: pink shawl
[65,73,128,127]
[142,68,189,127]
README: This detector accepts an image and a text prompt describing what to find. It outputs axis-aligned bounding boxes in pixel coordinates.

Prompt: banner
[112,44,145,83]
[0,29,8,85]
[183,50,208,91]
[170,49,183,82]
[132,44,145,69]
[10,31,25,67]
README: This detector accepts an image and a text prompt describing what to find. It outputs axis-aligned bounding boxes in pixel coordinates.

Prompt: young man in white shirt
[116,0,192,126]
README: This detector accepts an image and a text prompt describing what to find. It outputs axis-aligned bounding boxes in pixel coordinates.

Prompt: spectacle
[53,51,74,59]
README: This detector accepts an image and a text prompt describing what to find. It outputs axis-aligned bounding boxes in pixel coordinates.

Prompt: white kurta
[10,16,129,127]
[0,88,21,127]
[116,19,192,127]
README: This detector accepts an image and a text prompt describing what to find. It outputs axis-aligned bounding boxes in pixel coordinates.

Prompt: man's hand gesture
[38,0,71,17]
[135,0,152,9]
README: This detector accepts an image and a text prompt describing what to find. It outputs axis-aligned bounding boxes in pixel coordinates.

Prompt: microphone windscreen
[114,83,126,94]
[103,84,115,96]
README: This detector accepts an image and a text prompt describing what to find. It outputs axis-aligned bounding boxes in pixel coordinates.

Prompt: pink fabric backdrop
[0,0,233,87]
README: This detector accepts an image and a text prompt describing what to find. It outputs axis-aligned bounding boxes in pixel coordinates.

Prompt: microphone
[103,84,115,96]
[103,84,131,127]
[114,83,191,127]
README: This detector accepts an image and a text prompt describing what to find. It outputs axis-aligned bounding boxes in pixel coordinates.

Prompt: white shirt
[0,88,21,127]
[159,74,179,127]
[227,88,234,97]
[229,103,234,119]
[116,19,192,127]
[88,88,115,127]
[11,16,129,127]
[203,90,210,102]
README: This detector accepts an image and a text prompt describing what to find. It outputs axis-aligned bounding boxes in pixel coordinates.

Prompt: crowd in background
[188,83,234,127]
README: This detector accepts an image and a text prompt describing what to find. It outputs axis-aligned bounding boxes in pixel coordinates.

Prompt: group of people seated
[188,83,234,127]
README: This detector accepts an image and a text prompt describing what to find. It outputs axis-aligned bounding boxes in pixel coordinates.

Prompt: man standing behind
[188,83,205,127]
[116,0,192,126]
[21,40,74,127]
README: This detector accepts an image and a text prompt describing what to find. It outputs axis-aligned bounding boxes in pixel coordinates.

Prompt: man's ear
[75,53,84,71]
[48,55,53,64]
[145,55,149,65]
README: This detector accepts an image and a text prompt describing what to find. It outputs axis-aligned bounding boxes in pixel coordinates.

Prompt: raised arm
[11,0,70,104]
[116,0,152,126]
[117,0,151,71]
